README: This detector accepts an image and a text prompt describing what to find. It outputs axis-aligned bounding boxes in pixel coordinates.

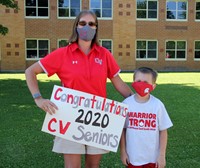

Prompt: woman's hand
[34,97,58,115]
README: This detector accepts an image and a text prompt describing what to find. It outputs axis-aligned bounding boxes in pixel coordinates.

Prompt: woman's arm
[110,75,133,98]
[25,62,58,114]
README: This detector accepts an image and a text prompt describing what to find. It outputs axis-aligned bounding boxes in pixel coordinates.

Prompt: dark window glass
[166,41,175,49]
[38,8,48,16]
[137,50,146,58]
[148,1,157,10]
[195,41,200,49]
[137,41,146,49]
[38,0,48,7]
[39,50,48,58]
[71,9,80,17]
[26,8,36,16]
[195,51,200,58]
[137,11,146,18]
[59,9,69,17]
[137,0,146,9]
[177,51,185,58]
[27,40,37,48]
[166,51,175,58]
[148,11,157,18]
[148,51,156,58]
[26,0,36,6]
[27,50,37,58]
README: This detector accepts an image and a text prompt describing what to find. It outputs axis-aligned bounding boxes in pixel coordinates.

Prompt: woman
[25,10,132,168]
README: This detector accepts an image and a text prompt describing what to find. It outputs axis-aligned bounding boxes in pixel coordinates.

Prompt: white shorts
[52,136,109,155]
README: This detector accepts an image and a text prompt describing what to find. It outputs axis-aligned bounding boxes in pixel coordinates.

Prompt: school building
[0,0,200,72]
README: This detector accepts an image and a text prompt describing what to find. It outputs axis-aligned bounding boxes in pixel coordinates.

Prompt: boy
[120,67,173,168]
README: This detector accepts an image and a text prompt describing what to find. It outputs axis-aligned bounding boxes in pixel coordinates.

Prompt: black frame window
[136,40,157,59]
[166,0,187,20]
[90,0,112,18]
[25,0,49,17]
[58,0,80,18]
[195,41,200,59]
[166,40,186,59]
[137,0,158,20]
[26,39,49,59]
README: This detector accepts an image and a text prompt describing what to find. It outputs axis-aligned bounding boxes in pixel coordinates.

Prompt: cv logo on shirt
[72,61,78,64]
[95,58,102,65]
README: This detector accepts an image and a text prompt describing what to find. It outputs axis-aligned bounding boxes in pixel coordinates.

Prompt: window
[99,40,112,53]
[166,0,187,21]
[166,40,186,60]
[25,0,49,18]
[136,40,157,60]
[136,0,158,20]
[90,0,112,18]
[58,0,80,18]
[58,39,69,48]
[194,41,200,59]
[26,39,49,59]
[196,1,200,20]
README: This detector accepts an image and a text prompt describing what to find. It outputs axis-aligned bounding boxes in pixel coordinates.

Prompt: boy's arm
[156,129,168,168]
[120,129,129,166]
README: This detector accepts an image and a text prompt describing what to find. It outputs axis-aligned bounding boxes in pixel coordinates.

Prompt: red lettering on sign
[54,88,63,100]
[48,118,57,132]
[48,118,71,135]
[59,121,71,135]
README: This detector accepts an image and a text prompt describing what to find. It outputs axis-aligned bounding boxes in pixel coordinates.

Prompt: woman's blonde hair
[68,10,99,45]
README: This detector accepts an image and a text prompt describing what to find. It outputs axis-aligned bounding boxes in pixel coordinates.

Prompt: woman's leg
[85,154,102,168]
[64,154,81,168]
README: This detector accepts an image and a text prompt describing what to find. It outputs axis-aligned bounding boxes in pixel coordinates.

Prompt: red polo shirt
[39,43,120,97]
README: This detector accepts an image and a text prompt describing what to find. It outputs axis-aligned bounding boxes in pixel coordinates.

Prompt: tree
[0,0,18,35]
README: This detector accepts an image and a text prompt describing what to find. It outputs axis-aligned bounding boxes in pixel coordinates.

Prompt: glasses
[78,21,97,27]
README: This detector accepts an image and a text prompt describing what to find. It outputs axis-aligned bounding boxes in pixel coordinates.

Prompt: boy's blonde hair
[134,67,158,83]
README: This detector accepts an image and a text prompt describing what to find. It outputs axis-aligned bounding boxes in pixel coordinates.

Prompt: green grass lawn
[0,72,200,168]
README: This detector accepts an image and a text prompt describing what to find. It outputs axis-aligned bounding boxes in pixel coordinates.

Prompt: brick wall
[0,0,200,71]
[0,1,25,71]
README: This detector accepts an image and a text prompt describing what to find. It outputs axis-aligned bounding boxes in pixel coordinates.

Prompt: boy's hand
[120,150,129,166]
[156,155,166,168]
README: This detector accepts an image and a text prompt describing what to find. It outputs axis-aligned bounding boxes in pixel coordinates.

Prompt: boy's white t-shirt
[123,95,173,166]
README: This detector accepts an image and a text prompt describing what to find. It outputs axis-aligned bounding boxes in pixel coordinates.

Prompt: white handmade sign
[42,85,128,152]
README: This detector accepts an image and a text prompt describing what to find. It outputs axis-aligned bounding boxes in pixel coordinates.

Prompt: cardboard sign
[42,85,128,152]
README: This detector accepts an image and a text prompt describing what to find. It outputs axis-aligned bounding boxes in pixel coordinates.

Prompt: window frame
[194,40,200,61]
[89,0,113,20]
[195,0,200,21]
[57,39,69,48]
[136,0,159,21]
[25,0,49,19]
[165,40,187,61]
[26,39,50,60]
[166,0,188,21]
[136,39,158,61]
[57,0,81,19]
[99,39,113,53]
